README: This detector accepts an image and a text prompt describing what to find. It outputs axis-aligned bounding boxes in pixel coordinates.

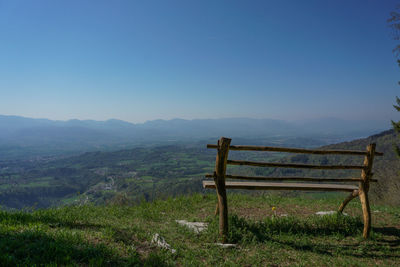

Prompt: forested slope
[268,130,400,205]
[321,129,400,205]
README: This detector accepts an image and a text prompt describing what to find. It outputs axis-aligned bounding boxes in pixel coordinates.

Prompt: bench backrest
[206,137,383,187]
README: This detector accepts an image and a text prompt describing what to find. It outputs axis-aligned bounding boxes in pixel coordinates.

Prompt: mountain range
[0,115,389,160]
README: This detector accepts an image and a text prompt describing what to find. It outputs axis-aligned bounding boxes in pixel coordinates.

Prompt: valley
[0,129,398,210]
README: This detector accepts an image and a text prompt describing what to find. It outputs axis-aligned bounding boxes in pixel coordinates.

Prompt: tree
[393,97,400,156]
[388,8,400,157]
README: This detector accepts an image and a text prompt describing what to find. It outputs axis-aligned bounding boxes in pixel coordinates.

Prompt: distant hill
[0,115,388,160]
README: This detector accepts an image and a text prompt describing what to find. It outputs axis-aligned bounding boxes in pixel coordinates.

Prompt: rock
[316,211,336,215]
[175,220,208,233]
[151,233,176,254]
[215,243,237,248]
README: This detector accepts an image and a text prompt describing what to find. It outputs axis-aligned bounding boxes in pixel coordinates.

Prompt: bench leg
[359,189,371,238]
[213,137,231,243]
[216,186,229,243]
[338,190,359,213]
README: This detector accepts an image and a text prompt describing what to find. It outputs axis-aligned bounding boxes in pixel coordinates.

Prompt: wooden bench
[203,137,383,242]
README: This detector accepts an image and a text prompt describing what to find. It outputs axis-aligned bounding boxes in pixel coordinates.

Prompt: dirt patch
[231,204,320,220]
[135,240,159,259]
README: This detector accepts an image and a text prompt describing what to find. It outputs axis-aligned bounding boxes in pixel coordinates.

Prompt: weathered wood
[359,143,376,238]
[207,144,384,156]
[227,160,364,170]
[214,137,231,243]
[359,190,371,238]
[204,138,381,239]
[205,173,378,182]
[338,190,359,213]
[203,181,358,192]
[361,144,376,193]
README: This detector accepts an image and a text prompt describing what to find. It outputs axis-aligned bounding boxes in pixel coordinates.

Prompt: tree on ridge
[388,7,400,156]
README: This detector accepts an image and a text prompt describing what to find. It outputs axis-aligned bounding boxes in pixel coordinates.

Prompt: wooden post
[338,190,359,213]
[359,143,376,239]
[214,137,231,243]
[213,171,219,216]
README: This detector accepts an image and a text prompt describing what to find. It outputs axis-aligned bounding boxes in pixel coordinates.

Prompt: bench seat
[203,180,358,192]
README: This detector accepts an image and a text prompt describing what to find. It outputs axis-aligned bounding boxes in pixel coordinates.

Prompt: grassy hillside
[321,129,400,205]
[264,129,400,205]
[0,193,399,266]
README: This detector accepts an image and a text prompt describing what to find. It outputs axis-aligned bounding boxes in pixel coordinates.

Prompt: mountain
[292,117,391,138]
[0,115,388,160]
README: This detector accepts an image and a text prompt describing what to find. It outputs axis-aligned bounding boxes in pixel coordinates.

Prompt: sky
[0,0,399,124]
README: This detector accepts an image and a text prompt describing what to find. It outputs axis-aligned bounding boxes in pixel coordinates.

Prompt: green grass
[60,195,80,205]
[21,181,51,188]
[0,193,399,266]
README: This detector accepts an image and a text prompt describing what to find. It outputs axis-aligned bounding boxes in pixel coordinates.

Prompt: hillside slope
[322,130,400,205]
[271,129,400,205]
[0,194,399,266]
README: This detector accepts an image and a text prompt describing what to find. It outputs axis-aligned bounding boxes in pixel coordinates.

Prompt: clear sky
[0,0,399,124]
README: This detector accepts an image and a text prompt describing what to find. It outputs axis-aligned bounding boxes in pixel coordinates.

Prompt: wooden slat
[227,160,364,170]
[204,174,378,182]
[207,144,384,156]
[203,181,358,192]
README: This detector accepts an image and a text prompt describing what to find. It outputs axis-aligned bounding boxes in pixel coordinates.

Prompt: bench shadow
[373,226,400,238]
[226,215,400,260]
[270,235,400,260]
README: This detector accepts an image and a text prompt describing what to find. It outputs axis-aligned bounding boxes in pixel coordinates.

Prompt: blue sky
[0,0,399,124]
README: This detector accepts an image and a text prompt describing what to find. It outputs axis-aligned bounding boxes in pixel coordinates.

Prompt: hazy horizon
[1,1,399,123]
[0,113,392,128]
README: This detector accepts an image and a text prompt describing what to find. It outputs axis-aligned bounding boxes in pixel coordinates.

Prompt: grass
[0,193,399,266]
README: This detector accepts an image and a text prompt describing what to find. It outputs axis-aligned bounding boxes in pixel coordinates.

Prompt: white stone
[215,243,237,248]
[151,233,176,254]
[316,211,336,215]
[175,220,208,233]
